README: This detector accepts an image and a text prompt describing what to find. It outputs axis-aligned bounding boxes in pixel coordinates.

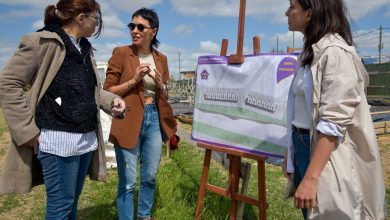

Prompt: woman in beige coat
[282,0,387,219]
[0,0,125,219]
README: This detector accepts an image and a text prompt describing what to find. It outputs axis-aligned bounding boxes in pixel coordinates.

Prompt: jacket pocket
[329,159,342,192]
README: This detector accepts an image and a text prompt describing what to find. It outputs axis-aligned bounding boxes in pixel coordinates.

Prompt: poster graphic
[192,54,298,158]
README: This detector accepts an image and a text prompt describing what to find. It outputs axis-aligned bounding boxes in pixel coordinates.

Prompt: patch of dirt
[0,132,10,170]
[177,121,192,133]
[0,211,23,220]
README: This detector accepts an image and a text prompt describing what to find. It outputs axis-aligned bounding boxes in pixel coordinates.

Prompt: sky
[0,0,389,79]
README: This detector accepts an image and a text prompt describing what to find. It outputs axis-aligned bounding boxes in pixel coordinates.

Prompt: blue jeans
[37,150,92,220]
[115,103,162,220]
[292,131,310,220]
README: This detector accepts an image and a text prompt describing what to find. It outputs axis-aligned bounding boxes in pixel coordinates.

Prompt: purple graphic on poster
[276,57,297,83]
[201,69,209,80]
[198,56,228,65]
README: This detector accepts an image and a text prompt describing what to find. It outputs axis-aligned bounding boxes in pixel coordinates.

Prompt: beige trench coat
[287,34,387,219]
[0,31,117,194]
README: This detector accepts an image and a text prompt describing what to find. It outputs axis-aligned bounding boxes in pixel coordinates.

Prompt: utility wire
[355,36,379,44]
[353,27,390,38]
[354,29,378,38]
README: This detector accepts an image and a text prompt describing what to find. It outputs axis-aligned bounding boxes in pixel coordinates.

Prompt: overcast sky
[0,0,389,78]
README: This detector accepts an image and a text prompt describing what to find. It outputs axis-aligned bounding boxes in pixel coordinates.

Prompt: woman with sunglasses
[0,0,125,219]
[282,0,386,219]
[104,7,176,220]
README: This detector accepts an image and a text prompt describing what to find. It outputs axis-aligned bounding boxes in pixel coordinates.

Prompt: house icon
[201,69,209,80]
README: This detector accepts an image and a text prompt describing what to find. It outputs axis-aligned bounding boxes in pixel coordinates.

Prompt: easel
[195,0,268,219]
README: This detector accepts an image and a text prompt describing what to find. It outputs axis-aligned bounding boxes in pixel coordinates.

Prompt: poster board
[192,54,298,158]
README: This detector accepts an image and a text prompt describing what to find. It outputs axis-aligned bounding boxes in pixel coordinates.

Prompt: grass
[0,109,7,135]
[0,143,301,219]
[0,111,388,219]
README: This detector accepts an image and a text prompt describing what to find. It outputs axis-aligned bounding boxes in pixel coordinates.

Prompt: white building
[95,62,116,168]
[96,62,108,87]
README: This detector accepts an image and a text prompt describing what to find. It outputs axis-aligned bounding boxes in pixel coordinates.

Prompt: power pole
[276,35,279,53]
[378,26,383,63]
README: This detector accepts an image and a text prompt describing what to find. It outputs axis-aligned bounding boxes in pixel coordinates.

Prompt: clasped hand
[26,134,39,154]
[111,97,126,118]
[135,63,164,90]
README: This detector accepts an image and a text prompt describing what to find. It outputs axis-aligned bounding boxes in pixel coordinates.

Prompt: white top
[291,66,310,129]
[39,129,97,156]
[286,65,343,173]
[139,53,156,98]
[68,34,81,52]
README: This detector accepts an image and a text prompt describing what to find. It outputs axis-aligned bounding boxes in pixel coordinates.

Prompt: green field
[0,109,388,219]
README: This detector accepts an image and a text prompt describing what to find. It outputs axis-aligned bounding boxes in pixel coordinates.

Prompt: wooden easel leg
[258,160,267,220]
[229,155,241,220]
[237,162,251,219]
[195,149,212,220]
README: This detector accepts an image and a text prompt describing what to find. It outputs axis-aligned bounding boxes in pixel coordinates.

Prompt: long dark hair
[132,8,160,49]
[299,0,353,66]
[44,0,103,37]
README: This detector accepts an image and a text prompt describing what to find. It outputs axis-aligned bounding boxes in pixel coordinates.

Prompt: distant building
[180,70,195,80]
[286,47,303,53]
[96,62,108,87]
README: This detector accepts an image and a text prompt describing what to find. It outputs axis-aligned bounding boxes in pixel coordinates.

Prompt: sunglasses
[127,23,151,32]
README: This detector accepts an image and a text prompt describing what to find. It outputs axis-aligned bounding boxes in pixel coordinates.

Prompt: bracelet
[158,84,166,91]
[127,81,132,90]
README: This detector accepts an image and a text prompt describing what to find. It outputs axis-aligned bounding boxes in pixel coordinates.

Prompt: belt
[292,125,310,135]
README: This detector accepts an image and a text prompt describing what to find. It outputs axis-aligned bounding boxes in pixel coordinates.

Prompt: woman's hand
[111,97,126,118]
[293,133,336,209]
[133,63,151,83]
[294,177,318,209]
[148,69,164,90]
[148,68,164,90]
[26,134,39,154]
